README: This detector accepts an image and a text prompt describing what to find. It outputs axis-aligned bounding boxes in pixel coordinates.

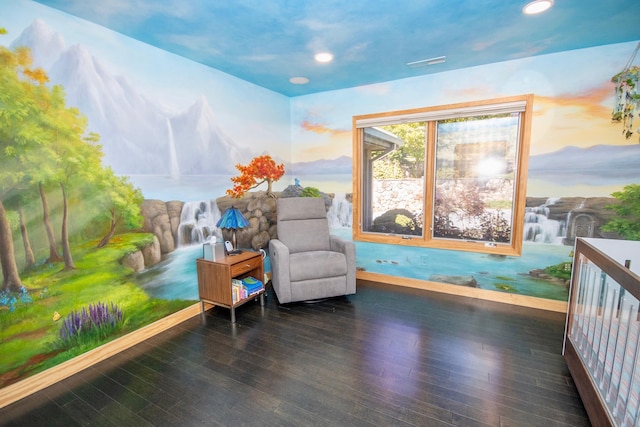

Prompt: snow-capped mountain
[48,43,168,173]
[11,19,245,175]
[10,19,65,70]
[170,96,243,175]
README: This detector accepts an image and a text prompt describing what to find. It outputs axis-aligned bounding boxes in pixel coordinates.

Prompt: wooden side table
[196,251,265,323]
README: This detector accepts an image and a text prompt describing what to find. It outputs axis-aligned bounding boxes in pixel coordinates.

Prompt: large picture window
[352,95,533,256]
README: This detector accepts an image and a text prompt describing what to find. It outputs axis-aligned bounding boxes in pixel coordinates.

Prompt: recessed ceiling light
[289,77,309,85]
[406,56,446,68]
[523,0,554,15]
[314,52,334,63]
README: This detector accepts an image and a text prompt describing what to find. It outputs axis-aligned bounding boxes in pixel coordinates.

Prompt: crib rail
[564,238,640,427]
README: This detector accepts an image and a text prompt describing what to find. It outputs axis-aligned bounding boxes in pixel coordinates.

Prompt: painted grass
[0,233,195,386]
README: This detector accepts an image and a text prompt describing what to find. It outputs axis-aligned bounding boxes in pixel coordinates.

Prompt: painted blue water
[137,244,272,301]
[138,228,571,302]
[351,240,571,300]
[330,229,571,300]
[131,174,572,302]
[136,245,202,301]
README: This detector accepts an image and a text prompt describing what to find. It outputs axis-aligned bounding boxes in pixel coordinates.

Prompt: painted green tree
[1,29,144,290]
[603,183,640,240]
[3,191,37,270]
[33,86,100,270]
[94,167,144,248]
[0,40,51,291]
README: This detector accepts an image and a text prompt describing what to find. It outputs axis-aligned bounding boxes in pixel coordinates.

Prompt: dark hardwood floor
[1,280,590,426]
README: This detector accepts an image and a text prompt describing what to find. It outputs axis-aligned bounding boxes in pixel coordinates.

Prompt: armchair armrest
[269,239,292,303]
[330,235,356,295]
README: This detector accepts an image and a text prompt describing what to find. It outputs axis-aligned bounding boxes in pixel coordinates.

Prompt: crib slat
[614,302,640,424]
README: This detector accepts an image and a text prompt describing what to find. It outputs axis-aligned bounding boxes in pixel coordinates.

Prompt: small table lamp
[216,206,249,250]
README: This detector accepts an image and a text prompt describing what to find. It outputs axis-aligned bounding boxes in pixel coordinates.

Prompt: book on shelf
[231,277,263,303]
[247,289,263,297]
[241,276,263,291]
[232,282,245,303]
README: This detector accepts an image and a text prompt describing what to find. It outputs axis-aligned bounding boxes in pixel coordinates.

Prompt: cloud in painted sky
[509,37,556,60]
[298,134,352,162]
[301,120,349,137]
[537,84,613,118]
[238,53,279,63]
[354,83,391,96]
[294,120,352,162]
[296,18,337,32]
[48,0,198,24]
[163,33,221,57]
[531,82,627,156]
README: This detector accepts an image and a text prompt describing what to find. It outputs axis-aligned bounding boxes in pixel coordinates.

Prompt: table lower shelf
[200,289,266,323]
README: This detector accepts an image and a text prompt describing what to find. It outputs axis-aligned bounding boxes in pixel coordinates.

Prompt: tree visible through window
[352,95,533,256]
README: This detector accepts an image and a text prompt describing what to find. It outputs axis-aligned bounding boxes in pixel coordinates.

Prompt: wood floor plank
[0,280,590,426]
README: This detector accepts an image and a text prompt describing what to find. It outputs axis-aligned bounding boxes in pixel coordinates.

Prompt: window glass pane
[432,113,520,244]
[362,123,425,236]
[353,95,532,256]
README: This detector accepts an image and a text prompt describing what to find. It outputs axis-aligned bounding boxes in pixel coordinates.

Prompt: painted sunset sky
[291,42,639,196]
[293,43,639,198]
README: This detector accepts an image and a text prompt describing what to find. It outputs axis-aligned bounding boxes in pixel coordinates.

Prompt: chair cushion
[290,276,347,302]
[277,197,326,221]
[276,198,330,253]
[289,251,347,282]
[278,219,330,253]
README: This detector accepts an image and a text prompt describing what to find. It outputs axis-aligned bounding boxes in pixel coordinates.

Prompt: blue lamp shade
[216,207,249,229]
[216,207,249,249]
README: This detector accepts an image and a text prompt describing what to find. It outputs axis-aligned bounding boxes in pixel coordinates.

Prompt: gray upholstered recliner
[269,197,356,304]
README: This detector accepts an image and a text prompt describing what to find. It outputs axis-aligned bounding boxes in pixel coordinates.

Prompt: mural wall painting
[0,14,289,390]
[1,5,639,393]
[290,41,640,302]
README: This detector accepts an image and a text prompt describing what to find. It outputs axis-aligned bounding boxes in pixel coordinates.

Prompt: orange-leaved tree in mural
[227,155,285,198]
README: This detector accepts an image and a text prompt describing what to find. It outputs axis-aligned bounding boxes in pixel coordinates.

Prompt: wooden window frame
[352,94,533,256]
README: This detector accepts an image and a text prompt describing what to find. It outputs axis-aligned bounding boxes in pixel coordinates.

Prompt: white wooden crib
[564,238,640,426]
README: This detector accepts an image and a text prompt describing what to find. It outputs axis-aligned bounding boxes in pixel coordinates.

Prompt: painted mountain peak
[170,95,243,176]
[10,19,244,176]
[291,155,352,175]
[10,18,65,69]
